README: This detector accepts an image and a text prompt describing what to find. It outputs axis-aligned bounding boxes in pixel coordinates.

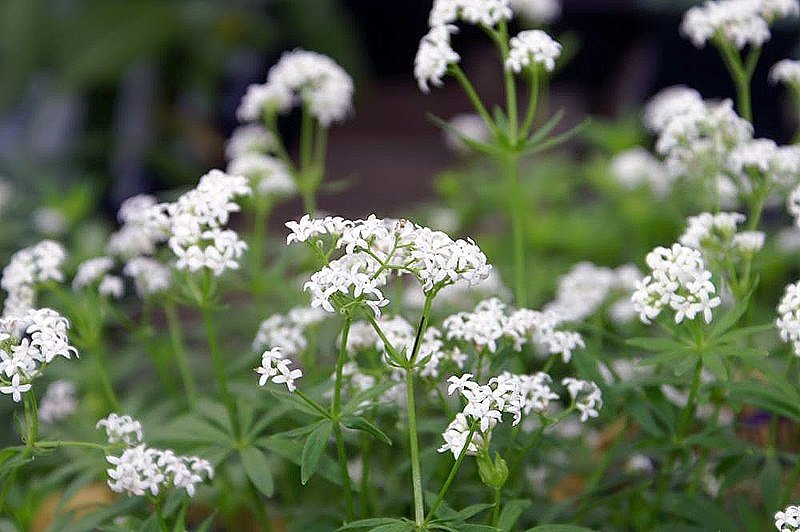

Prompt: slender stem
[24,391,38,451]
[200,305,241,440]
[423,428,477,526]
[503,153,527,307]
[359,431,373,517]
[165,301,197,407]
[332,317,355,521]
[35,440,108,451]
[406,368,425,526]
[520,68,541,140]
[295,390,332,419]
[449,65,498,136]
[491,488,502,527]
[498,19,518,138]
[333,423,355,521]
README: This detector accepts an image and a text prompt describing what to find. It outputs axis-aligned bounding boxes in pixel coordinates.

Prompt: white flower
[415,25,460,93]
[97,413,144,445]
[255,347,303,392]
[99,275,124,298]
[681,0,772,49]
[240,50,354,127]
[0,373,31,402]
[632,243,722,324]
[439,373,525,458]
[777,282,800,355]
[227,153,296,197]
[562,378,603,422]
[610,148,673,197]
[506,30,562,73]
[679,211,745,249]
[511,0,561,24]
[105,445,213,498]
[776,504,800,531]
[73,257,115,290]
[729,139,800,192]
[225,124,277,159]
[643,86,706,133]
[429,0,513,26]
[236,82,293,122]
[107,195,169,259]
[2,241,67,317]
[123,257,171,297]
[38,380,77,424]
[253,307,325,357]
[771,59,800,86]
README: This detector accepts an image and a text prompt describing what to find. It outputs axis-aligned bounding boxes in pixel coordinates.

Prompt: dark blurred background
[0,0,797,223]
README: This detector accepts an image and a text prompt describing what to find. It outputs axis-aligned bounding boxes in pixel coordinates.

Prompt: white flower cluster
[439,373,523,458]
[415,24,460,92]
[506,30,562,73]
[442,298,585,362]
[546,262,643,324]
[1,240,67,317]
[237,49,354,127]
[162,170,250,276]
[253,307,326,358]
[777,282,800,355]
[609,148,673,197]
[98,414,213,498]
[38,380,77,424]
[655,97,753,186]
[227,153,295,197]
[429,0,513,27]
[225,124,278,160]
[511,0,561,24]
[681,0,798,50]
[122,257,171,298]
[0,308,78,402]
[728,139,800,193]
[632,243,722,324]
[73,256,124,298]
[255,347,303,392]
[562,378,603,422]
[643,86,706,134]
[96,413,144,445]
[776,504,800,531]
[286,215,491,318]
[679,211,765,256]
[498,371,559,415]
[106,195,168,259]
[771,59,800,86]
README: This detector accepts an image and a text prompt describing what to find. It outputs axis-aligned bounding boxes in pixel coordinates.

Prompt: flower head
[415,25,460,93]
[771,59,800,87]
[562,378,603,422]
[255,347,303,392]
[506,30,562,72]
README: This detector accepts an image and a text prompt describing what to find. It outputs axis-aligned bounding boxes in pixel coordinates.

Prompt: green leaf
[338,517,413,530]
[301,421,333,484]
[708,292,751,340]
[627,337,684,352]
[255,436,348,488]
[702,353,728,381]
[498,499,532,532]
[342,416,392,445]
[195,512,218,532]
[438,503,494,522]
[342,381,395,415]
[460,526,499,532]
[239,446,274,498]
[760,457,781,514]
[525,526,596,532]
[269,389,328,418]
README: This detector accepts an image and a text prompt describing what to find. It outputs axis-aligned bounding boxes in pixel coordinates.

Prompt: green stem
[491,488,502,527]
[406,368,425,526]
[299,105,317,214]
[165,301,197,408]
[498,19,518,138]
[503,153,527,307]
[333,317,355,521]
[520,68,541,140]
[449,65,498,136]
[423,428,477,526]
[200,305,241,440]
[35,440,108,451]
[24,391,38,451]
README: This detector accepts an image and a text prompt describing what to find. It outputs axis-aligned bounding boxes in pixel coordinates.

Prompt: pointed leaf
[498,499,532,532]
[301,421,332,484]
[342,416,392,445]
[239,446,274,497]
